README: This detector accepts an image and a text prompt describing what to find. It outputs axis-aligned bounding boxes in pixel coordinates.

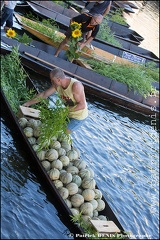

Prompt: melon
[82,178,96,189]
[60,172,72,184]
[66,182,78,195]
[33,127,41,138]
[51,159,63,170]
[82,189,95,201]
[57,148,66,157]
[41,160,51,171]
[98,215,107,220]
[18,117,28,128]
[90,199,98,210]
[71,147,80,158]
[61,141,71,152]
[79,169,91,179]
[49,168,60,180]
[53,180,63,189]
[36,150,46,161]
[72,175,82,187]
[24,127,34,138]
[27,137,37,145]
[96,199,105,211]
[45,149,58,161]
[58,187,69,200]
[94,189,102,199]
[64,198,72,208]
[59,155,70,167]
[86,167,95,178]
[80,202,93,215]
[66,166,79,175]
[73,159,86,170]
[93,210,99,217]
[50,140,61,149]
[27,119,41,129]
[32,144,40,152]
[70,208,79,216]
[67,150,79,161]
[70,194,84,208]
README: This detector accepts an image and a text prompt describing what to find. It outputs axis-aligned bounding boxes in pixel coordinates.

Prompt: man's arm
[102,1,111,16]
[70,82,87,112]
[23,86,56,107]
[78,35,94,50]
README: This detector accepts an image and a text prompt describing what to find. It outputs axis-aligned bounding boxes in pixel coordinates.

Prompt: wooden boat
[1,36,159,117]
[1,45,129,239]
[25,1,143,45]
[14,13,137,65]
[16,1,159,66]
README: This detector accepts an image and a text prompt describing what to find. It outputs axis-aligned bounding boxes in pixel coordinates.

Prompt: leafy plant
[86,59,159,97]
[97,20,122,47]
[107,8,128,26]
[21,16,64,45]
[34,97,70,150]
[1,47,35,113]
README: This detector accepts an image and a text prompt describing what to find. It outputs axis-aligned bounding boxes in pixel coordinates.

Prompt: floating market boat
[1,36,159,117]
[14,13,136,65]
[24,0,143,45]
[1,46,129,239]
[15,1,159,66]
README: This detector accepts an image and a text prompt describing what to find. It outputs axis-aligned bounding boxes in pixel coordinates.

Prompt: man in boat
[82,0,112,17]
[54,13,103,57]
[23,68,88,134]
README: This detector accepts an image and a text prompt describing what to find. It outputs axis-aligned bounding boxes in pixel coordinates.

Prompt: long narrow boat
[14,13,136,65]
[1,47,129,239]
[1,36,159,117]
[26,0,143,45]
[16,1,159,66]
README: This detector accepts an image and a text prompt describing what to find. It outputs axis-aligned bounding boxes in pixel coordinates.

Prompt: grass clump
[86,60,159,97]
[1,47,35,113]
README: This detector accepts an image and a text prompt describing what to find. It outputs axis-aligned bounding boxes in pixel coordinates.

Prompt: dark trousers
[1,7,14,28]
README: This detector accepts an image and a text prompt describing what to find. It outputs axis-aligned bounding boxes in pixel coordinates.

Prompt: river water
[1,1,159,240]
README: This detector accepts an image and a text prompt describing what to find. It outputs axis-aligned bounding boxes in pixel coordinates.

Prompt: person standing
[82,0,112,17]
[23,68,88,134]
[1,1,17,31]
[54,13,103,57]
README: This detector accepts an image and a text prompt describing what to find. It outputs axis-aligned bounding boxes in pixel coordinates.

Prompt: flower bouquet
[65,21,82,62]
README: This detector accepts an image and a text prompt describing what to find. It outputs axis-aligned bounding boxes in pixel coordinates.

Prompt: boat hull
[1,37,159,118]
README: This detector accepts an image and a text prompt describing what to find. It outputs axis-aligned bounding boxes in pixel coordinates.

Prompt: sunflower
[6,29,16,38]
[72,29,82,38]
[70,21,82,30]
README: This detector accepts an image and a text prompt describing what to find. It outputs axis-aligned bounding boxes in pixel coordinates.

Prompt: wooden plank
[90,220,121,234]
[18,105,40,119]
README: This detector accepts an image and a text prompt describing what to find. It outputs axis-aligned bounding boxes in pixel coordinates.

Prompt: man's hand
[77,42,86,50]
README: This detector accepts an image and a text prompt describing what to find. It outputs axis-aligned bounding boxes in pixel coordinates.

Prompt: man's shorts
[67,118,86,132]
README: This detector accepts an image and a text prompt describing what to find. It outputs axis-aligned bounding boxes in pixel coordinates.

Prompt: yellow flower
[70,21,82,30]
[6,29,16,38]
[72,29,82,38]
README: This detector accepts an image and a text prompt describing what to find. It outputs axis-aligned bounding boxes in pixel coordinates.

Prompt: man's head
[90,14,103,25]
[50,68,65,86]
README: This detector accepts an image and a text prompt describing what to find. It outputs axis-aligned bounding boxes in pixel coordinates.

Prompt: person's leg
[5,9,14,28]
[54,36,69,57]
[1,7,11,27]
